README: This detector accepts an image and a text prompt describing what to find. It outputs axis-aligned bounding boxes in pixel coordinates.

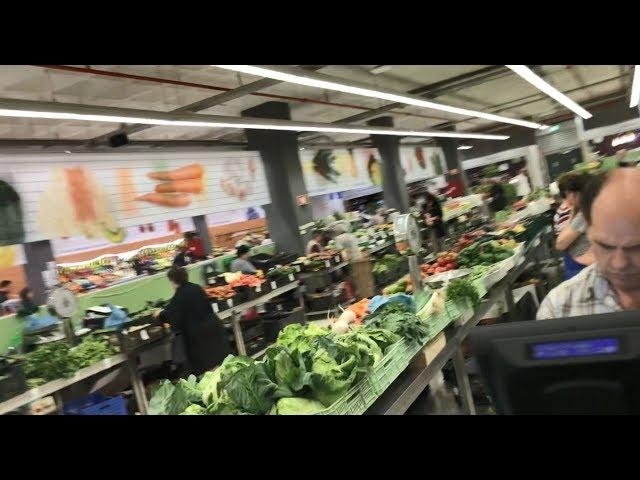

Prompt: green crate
[315,338,420,415]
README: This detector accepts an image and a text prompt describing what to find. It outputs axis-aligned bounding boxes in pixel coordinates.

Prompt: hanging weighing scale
[393,214,425,295]
[47,287,78,345]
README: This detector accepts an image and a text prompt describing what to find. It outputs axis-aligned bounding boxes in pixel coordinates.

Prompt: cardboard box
[411,331,447,369]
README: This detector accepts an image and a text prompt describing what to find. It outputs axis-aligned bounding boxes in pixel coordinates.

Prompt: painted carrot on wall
[147,163,204,181]
[154,178,203,194]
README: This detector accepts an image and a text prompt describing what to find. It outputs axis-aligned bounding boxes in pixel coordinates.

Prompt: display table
[366,225,555,415]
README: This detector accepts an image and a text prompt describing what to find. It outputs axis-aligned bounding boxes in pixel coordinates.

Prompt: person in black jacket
[422,192,446,252]
[155,266,231,376]
[489,182,508,213]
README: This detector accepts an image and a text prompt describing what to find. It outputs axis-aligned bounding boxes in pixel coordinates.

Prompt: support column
[242,102,312,255]
[23,240,54,305]
[437,136,469,194]
[192,214,213,255]
[367,116,410,212]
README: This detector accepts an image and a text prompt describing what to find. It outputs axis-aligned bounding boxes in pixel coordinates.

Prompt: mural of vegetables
[220,156,258,201]
[313,149,341,183]
[432,152,444,175]
[0,178,25,246]
[367,154,383,186]
[37,167,122,241]
[137,163,204,208]
[415,147,426,169]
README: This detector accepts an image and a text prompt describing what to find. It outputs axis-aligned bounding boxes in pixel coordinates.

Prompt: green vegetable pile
[446,279,480,307]
[364,303,429,344]
[148,322,401,415]
[458,240,514,268]
[372,254,404,276]
[266,266,297,279]
[23,334,119,388]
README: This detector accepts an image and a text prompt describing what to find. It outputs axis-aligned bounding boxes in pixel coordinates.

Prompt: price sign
[140,329,150,341]
[256,285,261,293]
[277,304,283,311]
[227,299,234,307]
[213,303,219,313]
[325,260,331,268]
[334,255,340,263]
[271,281,277,290]
[288,274,295,282]
[294,265,301,273]
[533,238,541,247]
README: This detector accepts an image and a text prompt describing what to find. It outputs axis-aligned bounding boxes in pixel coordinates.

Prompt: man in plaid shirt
[538,168,640,319]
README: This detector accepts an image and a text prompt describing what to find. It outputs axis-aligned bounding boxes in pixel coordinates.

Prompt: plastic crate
[315,339,422,415]
[63,393,127,415]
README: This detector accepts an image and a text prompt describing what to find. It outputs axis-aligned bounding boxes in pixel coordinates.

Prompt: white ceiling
[0,65,630,144]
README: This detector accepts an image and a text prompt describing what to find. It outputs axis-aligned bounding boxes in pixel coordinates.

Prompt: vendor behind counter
[229,245,258,274]
[156,266,230,376]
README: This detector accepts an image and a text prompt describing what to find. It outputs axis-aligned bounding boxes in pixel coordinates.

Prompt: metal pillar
[451,348,476,415]
[367,116,410,212]
[231,313,247,355]
[192,214,213,256]
[126,355,148,415]
[242,102,313,255]
[22,240,55,305]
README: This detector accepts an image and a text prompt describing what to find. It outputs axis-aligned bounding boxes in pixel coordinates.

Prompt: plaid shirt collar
[583,267,621,310]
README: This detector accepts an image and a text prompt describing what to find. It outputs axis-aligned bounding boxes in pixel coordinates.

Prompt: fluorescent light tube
[213,65,545,129]
[630,65,640,108]
[506,65,592,119]
[457,145,473,150]
[0,108,508,140]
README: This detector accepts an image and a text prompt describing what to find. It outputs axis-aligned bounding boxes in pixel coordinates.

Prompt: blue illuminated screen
[530,337,620,360]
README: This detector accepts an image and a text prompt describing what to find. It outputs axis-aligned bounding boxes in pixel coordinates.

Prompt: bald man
[537,168,640,319]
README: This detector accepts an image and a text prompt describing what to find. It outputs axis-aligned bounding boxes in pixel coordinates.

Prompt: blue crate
[63,393,127,415]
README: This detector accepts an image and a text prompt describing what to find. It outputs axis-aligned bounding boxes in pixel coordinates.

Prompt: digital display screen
[530,337,620,360]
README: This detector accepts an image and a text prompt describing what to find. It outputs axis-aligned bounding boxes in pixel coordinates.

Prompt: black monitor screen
[529,337,620,360]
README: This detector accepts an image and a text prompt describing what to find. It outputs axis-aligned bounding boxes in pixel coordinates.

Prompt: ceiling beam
[299,65,513,142]
[0,97,508,141]
[87,65,327,145]
[427,72,631,133]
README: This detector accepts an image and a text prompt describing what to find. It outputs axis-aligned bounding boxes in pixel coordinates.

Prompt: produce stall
[141,213,555,415]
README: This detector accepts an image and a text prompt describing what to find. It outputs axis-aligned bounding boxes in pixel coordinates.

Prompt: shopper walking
[537,168,640,319]
[511,169,532,200]
[554,173,593,280]
[422,192,446,252]
[155,266,231,375]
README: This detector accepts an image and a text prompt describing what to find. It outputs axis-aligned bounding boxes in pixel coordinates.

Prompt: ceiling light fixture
[630,65,640,108]
[457,145,473,150]
[212,65,545,129]
[0,106,509,140]
[506,65,593,120]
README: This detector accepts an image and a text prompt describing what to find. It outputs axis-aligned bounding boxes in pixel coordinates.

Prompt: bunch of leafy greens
[269,397,325,415]
[446,279,480,307]
[276,323,330,354]
[23,341,78,386]
[70,334,118,369]
[23,334,119,387]
[148,323,400,415]
[148,379,191,415]
[364,302,429,344]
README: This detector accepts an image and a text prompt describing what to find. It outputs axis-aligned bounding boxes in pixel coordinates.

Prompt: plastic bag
[23,313,59,333]
[368,293,415,314]
[104,304,130,329]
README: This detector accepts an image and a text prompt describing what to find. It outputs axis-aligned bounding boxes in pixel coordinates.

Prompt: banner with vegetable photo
[300,147,382,196]
[400,146,446,183]
[0,151,269,243]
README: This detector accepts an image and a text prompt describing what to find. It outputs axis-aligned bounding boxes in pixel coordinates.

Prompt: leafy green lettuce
[270,397,326,415]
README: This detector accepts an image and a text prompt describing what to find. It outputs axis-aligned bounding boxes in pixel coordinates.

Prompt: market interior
[0,64,639,415]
